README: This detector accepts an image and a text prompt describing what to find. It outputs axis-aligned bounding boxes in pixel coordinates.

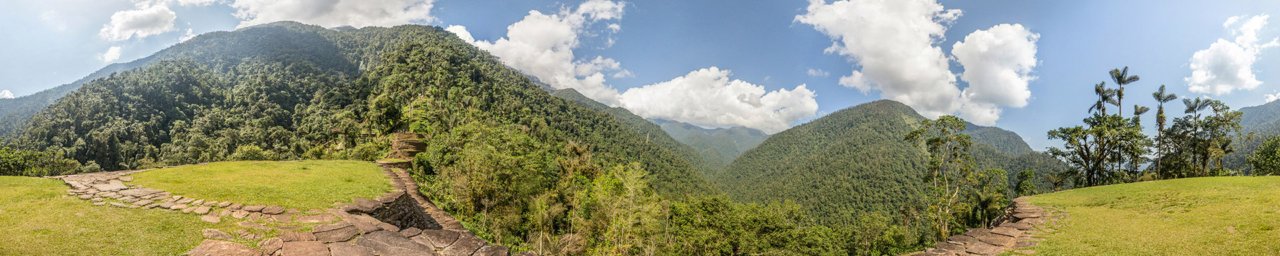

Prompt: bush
[229,145,274,161]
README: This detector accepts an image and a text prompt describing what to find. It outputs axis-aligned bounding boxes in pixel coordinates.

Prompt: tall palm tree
[1089,82,1117,115]
[1151,85,1178,176]
[1109,67,1141,117]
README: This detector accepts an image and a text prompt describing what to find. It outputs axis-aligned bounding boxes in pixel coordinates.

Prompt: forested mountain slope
[17,21,712,196]
[548,88,711,174]
[718,100,1067,225]
[654,119,768,171]
[0,62,147,139]
[1225,101,1280,171]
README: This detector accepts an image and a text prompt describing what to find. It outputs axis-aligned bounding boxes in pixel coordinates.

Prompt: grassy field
[1026,177,1280,255]
[0,176,220,255]
[131,160,392,210]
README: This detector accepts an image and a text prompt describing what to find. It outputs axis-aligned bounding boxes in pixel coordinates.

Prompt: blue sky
[2,0,1280,150]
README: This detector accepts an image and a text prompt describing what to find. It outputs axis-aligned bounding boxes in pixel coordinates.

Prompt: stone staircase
[911,197,1062,256]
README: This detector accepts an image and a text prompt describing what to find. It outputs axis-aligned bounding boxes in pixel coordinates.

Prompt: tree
[905,115,976,240]
[1248,136,1280,175]
[1014,169,1038,197]
[1150,85,1177,177]
[1108,67,1141,118]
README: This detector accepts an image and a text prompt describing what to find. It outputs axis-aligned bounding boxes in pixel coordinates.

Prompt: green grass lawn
[131,160,392,210]
[0,176,220,255]
[1025,176,1280,255]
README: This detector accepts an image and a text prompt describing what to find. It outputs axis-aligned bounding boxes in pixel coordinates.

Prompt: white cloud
[797,0,1039,125]
[99,46,122,63]
[445,25,474,43]
[179,28,197,42]
[230,0,435,28]
[458,0,627,104]
[806,68,829,77]
[953,24,1040,125]
[1266,92,1280,103]
[620,67,818,133]
[0,90,14,99]
[797,0,964,118]
[99,3,177,41]
[1187,15,1279,95]
[176,0,218,6]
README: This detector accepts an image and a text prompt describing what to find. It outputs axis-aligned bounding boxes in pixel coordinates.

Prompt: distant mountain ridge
[716,99,1066,225]
[652,119,769,171]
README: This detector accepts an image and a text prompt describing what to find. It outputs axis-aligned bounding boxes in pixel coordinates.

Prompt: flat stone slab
[314,223,359,243]
[965,241,1003,255]
[356,231,435,256]
[201,215,222,223]
[92,181,128,192]
[991,226,1023,237]
[415,229,461,249]
[263,206,286,215]
[441,235,485,256]
[202,229,233,240]
[281,241,330,256]
[977,233,1016,247]
[187,240,258,256]
[328,242,374,256]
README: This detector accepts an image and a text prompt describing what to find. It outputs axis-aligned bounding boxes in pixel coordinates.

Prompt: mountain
[0,63,147,139]
[1225,100,1280,171]
[717,100,1067,225]
[653,119,768,171]
[16,21,711,196]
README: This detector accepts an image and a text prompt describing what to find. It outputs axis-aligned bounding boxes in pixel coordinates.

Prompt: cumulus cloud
[455,0,627,104]
[797,0,1039,125]
[99,3,177,41]
[953,24,1040,125]
[1266,92,1280,103]
[1186,15,1279,95]
[806,68,830,77]
[230,0,435,28]
[0,90,14,99]
[620,67,818,133]
[797,0,963,118]
[100,46,123,63]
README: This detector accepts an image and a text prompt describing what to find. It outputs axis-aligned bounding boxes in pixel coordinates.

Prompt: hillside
[1225,101,1280,172]
[16,21,711,196]
[718,100,1067,225]
[1026,177,1280,255]
[654,119,769,171]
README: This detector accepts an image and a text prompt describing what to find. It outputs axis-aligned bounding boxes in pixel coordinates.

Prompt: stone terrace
[910,197,1064,256]
[56,162,513,256]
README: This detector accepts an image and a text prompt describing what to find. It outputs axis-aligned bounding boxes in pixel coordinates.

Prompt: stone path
[911,197,1065,256]
[55,157,513,255]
